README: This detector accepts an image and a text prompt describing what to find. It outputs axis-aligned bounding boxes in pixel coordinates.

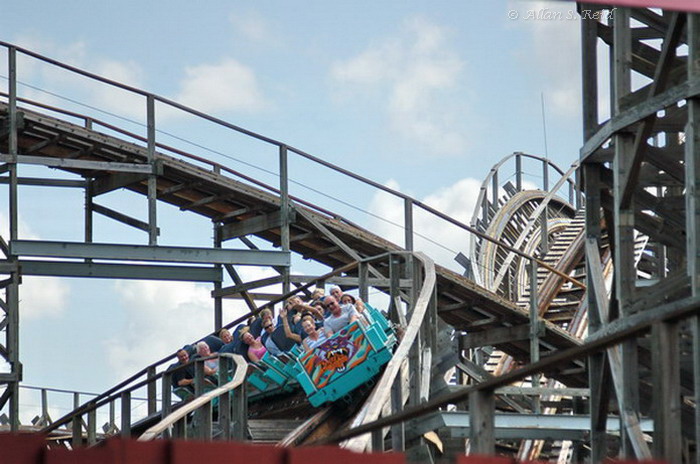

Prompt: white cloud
[20,277,69,320]
[368,178,482,271]
[106,265,279,381]
[0,213,70,321]
[172,59,269,114]
[229,11,275,44]
[332,17,467,156]
[509,1,582,118]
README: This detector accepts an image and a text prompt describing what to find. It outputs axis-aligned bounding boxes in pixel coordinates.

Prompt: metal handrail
[40,251,394,435]
[0,41,579,285]
[138,353,248,441]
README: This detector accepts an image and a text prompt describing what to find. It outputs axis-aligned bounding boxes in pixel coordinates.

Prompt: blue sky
[0,0,590,421]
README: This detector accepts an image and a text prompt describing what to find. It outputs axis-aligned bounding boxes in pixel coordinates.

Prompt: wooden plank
[460,324,541,349]
[92,172,149,196]
[211,275,283,298]
[220,210,295,241]
[92,203,155,233]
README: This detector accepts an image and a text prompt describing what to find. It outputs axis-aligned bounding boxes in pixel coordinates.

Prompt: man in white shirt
[323,295,359,337]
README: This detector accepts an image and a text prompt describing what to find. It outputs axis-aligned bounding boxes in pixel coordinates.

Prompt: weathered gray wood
[92,172,149,196]
[342,253,435,452]
[469,388,495,454]
[92,202,156,233]
[212,275,284,298]
[651,321,681,461]
[220,210,296,241]
[139,354,247,441]
[460,324,541,349]
[0,154,153,173]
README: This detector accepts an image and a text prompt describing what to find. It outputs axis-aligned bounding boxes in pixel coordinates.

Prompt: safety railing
[0,41,581,293]
[39,250,426,443]
[319,293,700,455]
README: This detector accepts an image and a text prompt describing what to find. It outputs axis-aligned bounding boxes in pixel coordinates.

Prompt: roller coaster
[1,6,700,461]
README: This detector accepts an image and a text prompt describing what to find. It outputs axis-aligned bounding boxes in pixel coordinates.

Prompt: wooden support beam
[220,210,296,241]
[22,134,64,155]
[651,321,681,462]
[92,203,159,234]
[180,193,233,211]
[211,275,284,299]
[159,181,201,197]
[460,324,543,349]
[619,13,686,209]
[223,264,258,313]
[66,143,97,159]
[296,208,384,280]
[92,172,149,196]
[0,154,153,174]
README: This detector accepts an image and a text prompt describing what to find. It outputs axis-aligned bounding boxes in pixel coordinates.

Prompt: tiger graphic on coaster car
[315,334,355,373]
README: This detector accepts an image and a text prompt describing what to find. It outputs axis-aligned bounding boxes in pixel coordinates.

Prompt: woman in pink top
[240,327,267,362]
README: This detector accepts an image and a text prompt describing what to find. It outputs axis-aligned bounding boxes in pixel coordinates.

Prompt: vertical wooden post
[213,225,223,330]
[687,13,700,464]
[651,321,681,461]
[612,9,639,458]
[146,95,158,246]
[218,356,232,440]
[87,405,97,446]
[232,374,247,440]
[120,391,131,438]
[194,359,212,440]
[470,389,495,455]
[390,376,405,452]
[147,366,157,416]
[529,258,541,414]
[279,145,290,295]
[6,45,20,433]
[71,393,82,447]
[161,370,173,439]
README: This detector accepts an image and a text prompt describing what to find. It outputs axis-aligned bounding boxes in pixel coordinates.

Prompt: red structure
[0,433,671,464]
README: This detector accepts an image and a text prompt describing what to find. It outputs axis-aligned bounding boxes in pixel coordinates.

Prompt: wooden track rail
[0,101,586,384]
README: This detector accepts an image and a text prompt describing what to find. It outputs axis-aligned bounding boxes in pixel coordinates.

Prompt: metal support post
[515,152,523,191]
[279,145,291,295]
